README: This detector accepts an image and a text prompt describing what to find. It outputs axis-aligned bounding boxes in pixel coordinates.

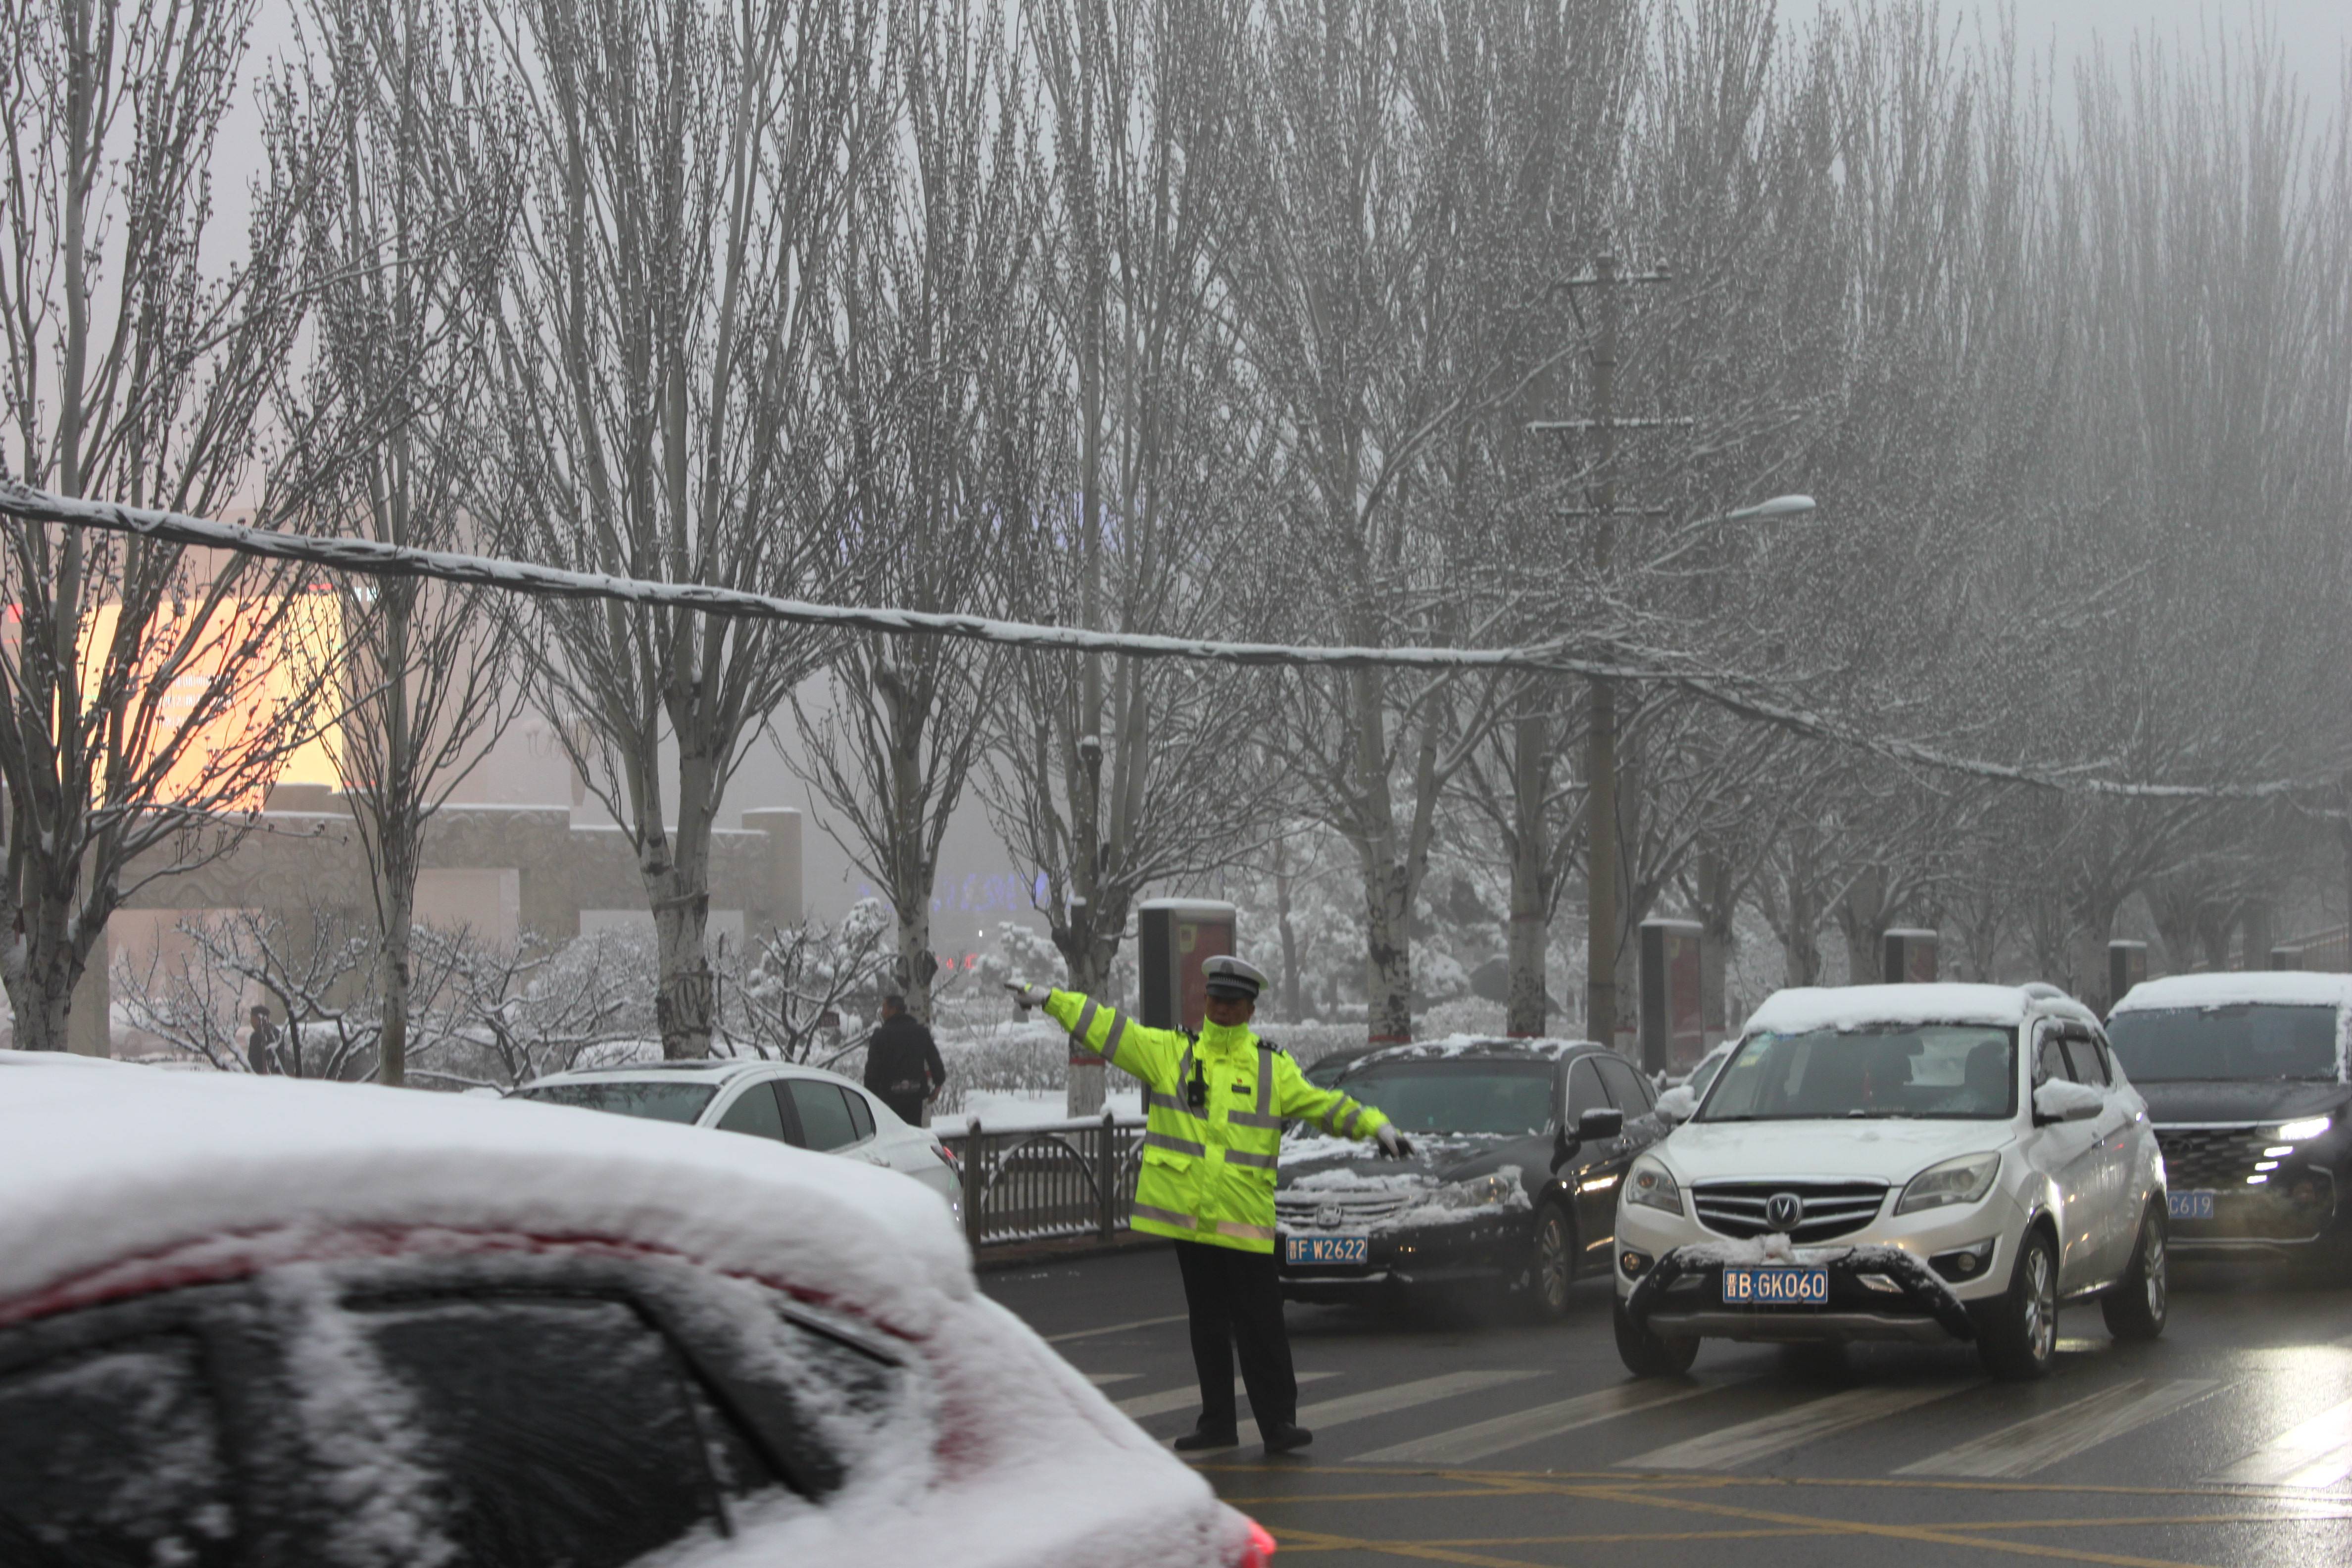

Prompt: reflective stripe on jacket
[1044,989,1391,1254]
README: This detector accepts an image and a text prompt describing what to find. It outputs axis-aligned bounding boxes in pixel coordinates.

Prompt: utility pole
[1530,253,1679,1054]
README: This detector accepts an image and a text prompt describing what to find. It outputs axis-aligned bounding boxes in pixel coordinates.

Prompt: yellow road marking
[1204,1460,2352,1503]
[1488,1478,2229,1568]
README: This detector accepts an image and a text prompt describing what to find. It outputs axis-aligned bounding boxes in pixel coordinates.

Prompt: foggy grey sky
[1774,0,2347,109]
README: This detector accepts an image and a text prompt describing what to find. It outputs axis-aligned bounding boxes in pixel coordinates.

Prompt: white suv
[1613,983,2167,1380]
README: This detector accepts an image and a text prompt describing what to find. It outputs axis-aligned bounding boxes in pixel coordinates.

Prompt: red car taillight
[1234,1518,1276,1568]
[931,1142,959,1169]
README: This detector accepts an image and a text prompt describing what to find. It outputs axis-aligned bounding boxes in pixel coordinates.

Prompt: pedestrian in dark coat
[862,993,946,1126]
[246,1006,282,1075]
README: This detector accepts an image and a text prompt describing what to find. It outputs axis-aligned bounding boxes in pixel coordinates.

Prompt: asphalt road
[983,1249,2352,1568]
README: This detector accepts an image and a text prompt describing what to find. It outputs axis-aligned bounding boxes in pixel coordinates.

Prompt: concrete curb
[973,1231,1171,1273]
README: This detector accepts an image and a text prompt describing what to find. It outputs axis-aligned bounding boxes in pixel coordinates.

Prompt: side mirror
[1578,1107,1625,1142]
[2063,1097,2102,1122]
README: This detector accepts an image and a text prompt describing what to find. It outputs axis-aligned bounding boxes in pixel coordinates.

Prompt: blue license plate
[1722,1265,1829,1305]
[1285,1234,1368,1266]
[2168,1189,2216,1221]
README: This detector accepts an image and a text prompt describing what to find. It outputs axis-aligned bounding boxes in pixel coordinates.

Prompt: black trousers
[876,1088,926,1126]
[1172,1239,1297,1434]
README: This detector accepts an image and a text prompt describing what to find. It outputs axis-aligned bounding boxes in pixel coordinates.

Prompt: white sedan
[513,1058,962,1217]
[0,1066,1273,1568]
[1614,982,2167,1380]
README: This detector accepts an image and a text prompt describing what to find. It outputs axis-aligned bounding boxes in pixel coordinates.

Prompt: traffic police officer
[1007,955,1412,1453]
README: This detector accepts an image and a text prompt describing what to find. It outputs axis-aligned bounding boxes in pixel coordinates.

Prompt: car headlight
[1624,1158,1684,1217]
[1427,1174,1516,1211]
[2275,1116,2333,1143]
[1895,1151,2004,1216]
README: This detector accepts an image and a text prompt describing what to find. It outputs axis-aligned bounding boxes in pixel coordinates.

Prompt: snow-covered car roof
[0,1047,134,1070]
[519,1055,840,1090]
[0,1066,967,1335]
[1744,983,2098,1036]
[2111,971,2352,1014]
[0,1069,1260,1568]
[1350,1034,1601,1073]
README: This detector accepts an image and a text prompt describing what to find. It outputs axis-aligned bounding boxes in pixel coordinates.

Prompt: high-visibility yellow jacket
[1046,989,1392,1254]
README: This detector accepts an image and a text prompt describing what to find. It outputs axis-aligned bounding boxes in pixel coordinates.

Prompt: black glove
[1375,1124,1414,1159]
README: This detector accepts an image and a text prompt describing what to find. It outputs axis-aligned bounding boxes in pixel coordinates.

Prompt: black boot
[1174,1426,1241,1452]
[1261,1423,1314,1455]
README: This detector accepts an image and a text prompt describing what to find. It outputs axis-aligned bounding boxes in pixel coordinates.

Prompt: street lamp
[1722,493,1816,523]
[1642,494,1818,573]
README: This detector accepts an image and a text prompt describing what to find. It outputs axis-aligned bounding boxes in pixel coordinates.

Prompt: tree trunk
[1838,866,1887,985]
[1506,692,1550,1036]
[378,882,413,1088]
[1585,678,1619,1049]
[1274,837,1308,1021]
[7,908,81,1053]
[644,744,718,1057]
[1364,857,1414,1044]
[1696,846,1735,1042]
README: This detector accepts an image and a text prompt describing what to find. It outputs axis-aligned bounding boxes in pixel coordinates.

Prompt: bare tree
[718,901,892,1063]
[985,0,1281,1098]
[791,0,1037,1026]
[0,0,344,1051]
[296,0,524,1084]
[481,0,888,1056]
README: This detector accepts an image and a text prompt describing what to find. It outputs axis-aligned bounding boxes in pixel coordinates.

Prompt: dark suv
[2107,972,2352,1265]
[1275,1038,1667,1314]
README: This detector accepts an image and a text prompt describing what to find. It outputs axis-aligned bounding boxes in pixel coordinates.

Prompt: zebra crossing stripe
[1349,1376,1749,1464]
[1085,1372,1140,1387]
[1116,1370,1338,1419]
[1295,1370,1537,1427]
[2211,1396,2352,1488]
[1623,1382,1968,1471]
[1896,1378,2221,1478]
[1218,1370,1538,1451]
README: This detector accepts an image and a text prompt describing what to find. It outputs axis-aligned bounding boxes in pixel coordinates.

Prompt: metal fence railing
[937,1112,1148,1249]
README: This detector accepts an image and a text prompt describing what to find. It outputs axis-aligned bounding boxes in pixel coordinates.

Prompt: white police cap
[1202,954,1269,999]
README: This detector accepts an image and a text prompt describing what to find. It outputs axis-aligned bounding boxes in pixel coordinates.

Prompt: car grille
[1691,1180,1888,1244]
[1275,1191,1417,1229]
[2155,1125,2269,1188]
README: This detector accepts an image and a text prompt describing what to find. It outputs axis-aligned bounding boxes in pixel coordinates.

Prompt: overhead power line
[0,482,2330,805]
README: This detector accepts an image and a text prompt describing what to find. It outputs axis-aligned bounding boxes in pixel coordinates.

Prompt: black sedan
[1274,1038,1667,1313]
[2107,973,2352,1267]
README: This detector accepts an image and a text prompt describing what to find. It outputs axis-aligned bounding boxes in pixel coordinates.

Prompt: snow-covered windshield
[1699,1026,2016,1121]
[1340,1061,1554,1136]
[513,1081,718,1124]
[2106,1005,2340,1082]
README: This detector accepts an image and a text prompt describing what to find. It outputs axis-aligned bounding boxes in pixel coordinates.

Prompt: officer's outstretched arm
[1035,989,1181,1087]
[1272,1055,1393,1144]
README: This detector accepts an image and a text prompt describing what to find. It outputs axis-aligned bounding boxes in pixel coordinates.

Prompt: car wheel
[1531,1202,1576,1317]
[1975,1228,2059,1380]
[1614,1294,1699,1377]
[2101,1203,2168,1342]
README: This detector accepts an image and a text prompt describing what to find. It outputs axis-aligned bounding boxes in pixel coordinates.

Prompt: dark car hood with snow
[1278,1130,1549,1193]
